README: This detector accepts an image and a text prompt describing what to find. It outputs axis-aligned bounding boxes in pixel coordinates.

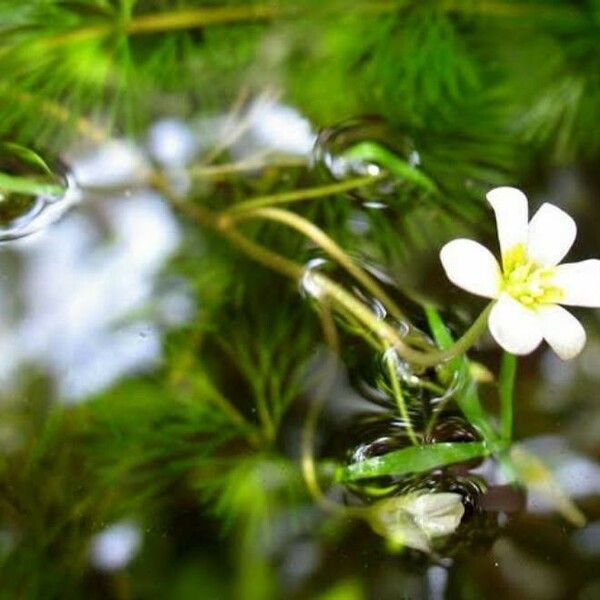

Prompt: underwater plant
[0,1,600,598]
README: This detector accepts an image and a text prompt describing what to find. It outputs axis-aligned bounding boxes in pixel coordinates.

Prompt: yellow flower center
[501,243,563,308]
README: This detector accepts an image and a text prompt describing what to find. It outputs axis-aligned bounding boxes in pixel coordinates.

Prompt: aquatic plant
[0,1,600,598]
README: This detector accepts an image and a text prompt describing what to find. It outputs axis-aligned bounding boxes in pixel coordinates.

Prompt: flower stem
[313,276,494,367]
[430,303,494,364]
[499,352,517,443]
[170,192,494,368]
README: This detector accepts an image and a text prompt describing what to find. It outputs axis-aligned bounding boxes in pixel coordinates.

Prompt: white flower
[440,187,600,360]
[369,492,465,552]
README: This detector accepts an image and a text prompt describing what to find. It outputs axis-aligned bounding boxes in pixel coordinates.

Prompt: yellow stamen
[501,243,563,307]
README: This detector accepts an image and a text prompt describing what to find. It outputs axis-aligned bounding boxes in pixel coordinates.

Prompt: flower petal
[405,493,465,538]
[439,239,501,299]
[538,304,586,360]
[488,293,543,355]
[551,259,600,307]
[527,203,576,267]
[486,187,528,258]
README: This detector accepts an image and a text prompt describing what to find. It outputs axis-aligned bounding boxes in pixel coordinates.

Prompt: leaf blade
[341,441,489,481]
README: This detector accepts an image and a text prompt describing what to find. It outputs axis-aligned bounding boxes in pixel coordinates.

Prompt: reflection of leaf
[0,172,64,197]
[511,444,586,527]
[341,441,489,481]
[369,492,465,552]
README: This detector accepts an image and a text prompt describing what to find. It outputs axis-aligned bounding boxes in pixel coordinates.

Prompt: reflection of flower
[440,187,600,359]
[369,492,465,552]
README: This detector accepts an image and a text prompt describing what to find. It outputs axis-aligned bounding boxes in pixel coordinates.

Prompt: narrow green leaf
[341,441,490,481]
[343,141,437,192]
[1,142,54,176]
[424,305,454,350]
[0,172,65,198]
[424,305,499,445]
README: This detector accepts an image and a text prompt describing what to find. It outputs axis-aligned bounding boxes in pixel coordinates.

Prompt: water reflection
[90,521,142,572]
[0,139,189,402]
[0,143,80,241]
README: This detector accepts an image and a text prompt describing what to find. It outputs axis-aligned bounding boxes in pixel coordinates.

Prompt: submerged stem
[385,350,419,446]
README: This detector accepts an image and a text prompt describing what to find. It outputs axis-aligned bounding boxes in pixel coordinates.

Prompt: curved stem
[430,303,494,363]
[342,141,437,193]
[29,5,279,52]
[314,274,493,367]
[228,206,410,324]
[170,193,493,368]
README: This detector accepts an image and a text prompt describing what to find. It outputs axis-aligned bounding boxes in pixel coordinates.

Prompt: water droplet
[299,257,330,298]
[312,117,435,204]
[0,143,77,241]
[381,346,421,387]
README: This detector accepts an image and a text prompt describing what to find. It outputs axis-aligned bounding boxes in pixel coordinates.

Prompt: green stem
[424,305,501,446]
[224,176,380,215]
[228,206,410,324]
[432,303,494,364]
[315,275,494,367]
[342,141,437,192]
[499,352,517,443]
[28,5,280,51]
[172,196,493,368]
[385,350,419,445]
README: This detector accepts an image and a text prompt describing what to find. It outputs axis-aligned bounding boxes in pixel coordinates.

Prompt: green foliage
[341,441,489,481]
[0,0,596,172]
[0,0,599,596]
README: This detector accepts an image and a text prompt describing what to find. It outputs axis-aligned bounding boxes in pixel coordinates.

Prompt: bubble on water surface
[312,117,435,204]
[0,142,78,241]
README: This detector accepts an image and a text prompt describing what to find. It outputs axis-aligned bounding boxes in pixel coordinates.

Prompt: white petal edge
[440,239,501,299]
[527,203,576,267]
[488,293,543,355]
[551,259,600,307]
[538,304,586,360]
[486,186,529,258]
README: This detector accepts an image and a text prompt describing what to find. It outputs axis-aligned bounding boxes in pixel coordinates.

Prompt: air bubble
[312,117,436,204]
[0,143,77,241]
